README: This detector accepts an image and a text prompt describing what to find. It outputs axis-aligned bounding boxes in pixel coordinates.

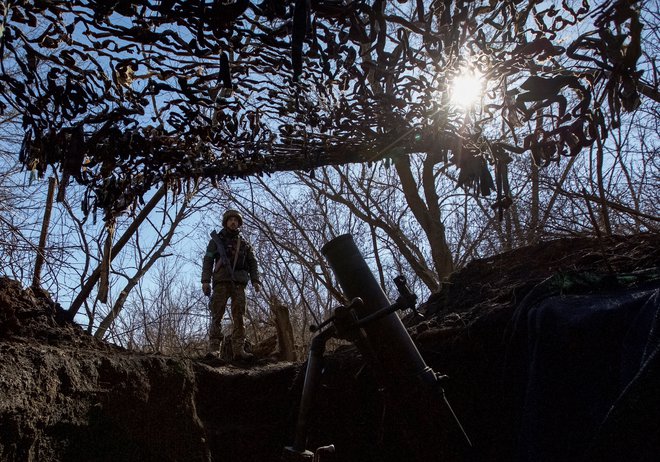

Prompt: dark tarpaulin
[504,275,660,462]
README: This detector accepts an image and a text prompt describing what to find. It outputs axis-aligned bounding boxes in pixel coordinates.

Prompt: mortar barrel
[321,234,432,381]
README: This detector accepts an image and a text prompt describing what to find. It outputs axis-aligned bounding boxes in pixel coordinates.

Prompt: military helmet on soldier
[223,209,243,227]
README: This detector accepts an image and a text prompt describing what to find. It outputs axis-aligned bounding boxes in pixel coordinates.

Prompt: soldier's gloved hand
[253,282,261,293]
[202,283,211,297]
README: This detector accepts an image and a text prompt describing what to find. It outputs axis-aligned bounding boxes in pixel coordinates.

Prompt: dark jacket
[201,228,260,286]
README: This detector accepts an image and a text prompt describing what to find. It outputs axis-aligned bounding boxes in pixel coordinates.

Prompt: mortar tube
[321,234,435,384]
[291,328,333,454]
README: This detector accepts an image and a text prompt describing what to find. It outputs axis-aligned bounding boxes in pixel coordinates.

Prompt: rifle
[210,230,241,281]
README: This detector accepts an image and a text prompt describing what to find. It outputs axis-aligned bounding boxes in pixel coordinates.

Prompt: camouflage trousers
[208,281,247,352]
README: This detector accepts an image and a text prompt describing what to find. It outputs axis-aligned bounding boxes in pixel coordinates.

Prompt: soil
[1,233,659,462]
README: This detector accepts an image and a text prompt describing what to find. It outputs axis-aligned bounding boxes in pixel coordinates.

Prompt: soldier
[201,209,261,360]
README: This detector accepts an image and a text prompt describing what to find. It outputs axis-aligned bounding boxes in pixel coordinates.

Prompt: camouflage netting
[0,0,651,218]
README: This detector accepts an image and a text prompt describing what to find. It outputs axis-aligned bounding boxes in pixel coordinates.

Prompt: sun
[449,69,484,109]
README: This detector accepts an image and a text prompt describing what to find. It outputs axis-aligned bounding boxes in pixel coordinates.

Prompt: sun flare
[450,69,484,109]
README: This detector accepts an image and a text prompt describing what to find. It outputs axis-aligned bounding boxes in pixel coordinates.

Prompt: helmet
[222,209,243,227]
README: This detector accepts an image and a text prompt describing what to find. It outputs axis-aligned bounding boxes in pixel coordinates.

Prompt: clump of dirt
[0,277,106,349]
[0,277,217,462]
[418,232,660,323]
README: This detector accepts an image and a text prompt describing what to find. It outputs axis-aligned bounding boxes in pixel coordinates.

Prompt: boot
[233,343,253,360]
[207,335,223,358]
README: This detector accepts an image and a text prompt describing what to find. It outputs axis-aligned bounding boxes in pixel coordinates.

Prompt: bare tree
[93,184,200,339]
[104,259,209,355]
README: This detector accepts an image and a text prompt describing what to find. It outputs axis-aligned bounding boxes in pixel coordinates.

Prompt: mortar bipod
[282,275,472,461]
[281,297,362,462]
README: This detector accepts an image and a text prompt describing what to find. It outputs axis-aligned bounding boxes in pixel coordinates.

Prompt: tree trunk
[32,177,56,289]
[529,153,539,242]
[94,191,190,339]
[271,296,297,361]
[595,136,613,236]
[97,220,115,304]
[66,183,168,320]
[395,154,452,284]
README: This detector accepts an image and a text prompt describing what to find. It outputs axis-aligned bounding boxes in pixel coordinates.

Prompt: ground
[0,233,659,462]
